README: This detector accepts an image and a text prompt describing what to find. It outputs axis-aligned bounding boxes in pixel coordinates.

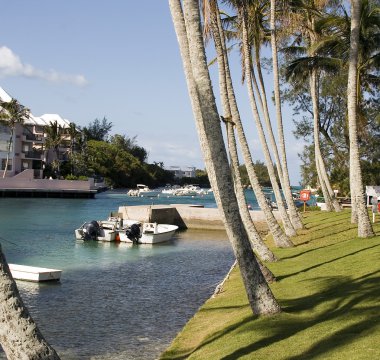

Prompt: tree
[207,0,277,262]
[284,0,342,212]
[238,0,297,237]
[169,0,281,315]
[0,99,30,178]
[205,0,293,248]
[0,248,60,359]
[67,122,81,175]
[82,117,113,142]
[109,134,148,162]
[44,121,64,177]
[347,0,374,236]
[270,0,304,229]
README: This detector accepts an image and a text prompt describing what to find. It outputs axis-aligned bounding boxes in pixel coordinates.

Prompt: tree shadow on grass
[303,212,350,229]
[295,226,357,245]
[219,271,380,360]
[284,236,352,260]
[277,243,380,280]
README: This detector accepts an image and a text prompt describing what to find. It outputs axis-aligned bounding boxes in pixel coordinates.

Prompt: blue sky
[0,1,305,184]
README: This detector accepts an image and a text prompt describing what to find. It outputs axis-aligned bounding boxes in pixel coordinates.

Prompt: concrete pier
[118,204,281,230]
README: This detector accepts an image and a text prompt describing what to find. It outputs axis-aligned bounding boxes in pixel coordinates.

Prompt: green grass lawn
[160,210,380,360]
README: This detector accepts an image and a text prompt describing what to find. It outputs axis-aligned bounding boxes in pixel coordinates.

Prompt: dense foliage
[281,0,380,195]
[44,117,175,188]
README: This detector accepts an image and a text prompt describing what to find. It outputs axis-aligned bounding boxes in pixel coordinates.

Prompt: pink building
[0,87,73,179]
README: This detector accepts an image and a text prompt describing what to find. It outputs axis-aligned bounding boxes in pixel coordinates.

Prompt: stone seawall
[118,204,281,230]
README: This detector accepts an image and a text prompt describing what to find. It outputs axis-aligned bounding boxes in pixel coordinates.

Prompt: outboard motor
[125,223,141,244]
[82,220,101,240]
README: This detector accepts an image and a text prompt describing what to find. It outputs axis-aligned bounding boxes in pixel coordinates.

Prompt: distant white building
[166,165,196,178]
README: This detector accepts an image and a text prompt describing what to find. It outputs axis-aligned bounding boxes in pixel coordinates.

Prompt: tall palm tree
[284,0,342,212]
[0,99,30,178]
[0,248,60,359]
[207,0,277,261]
[218,1,303,230]
[311,0,380,220]
[67,122,80,175]
[44,121,64,177]
[208,0,293,248]
[347,0,374,237]
[270,0,304,229]
[169,0,281,315]
[238,0,297,237]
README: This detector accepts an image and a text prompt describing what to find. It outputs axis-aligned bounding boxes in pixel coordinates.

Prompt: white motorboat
[75,220,117,242]
[9,264,61,282]
[127,184,161,197]
[161,184,209,196]
[118,222,179,244]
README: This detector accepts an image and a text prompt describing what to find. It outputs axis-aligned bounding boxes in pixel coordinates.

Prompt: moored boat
[75,220,117,241]
[118,222,179,244]
[127,184,161,197]
[9,264,62,282]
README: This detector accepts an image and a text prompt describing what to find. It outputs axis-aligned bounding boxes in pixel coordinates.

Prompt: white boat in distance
[119,222,179,244]
[9,264,62,282]
[75,220,117,241]
[161,184,209,196]
[127,184,161,197]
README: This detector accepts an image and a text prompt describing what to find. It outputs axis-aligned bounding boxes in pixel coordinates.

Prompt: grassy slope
[160,210,380,360]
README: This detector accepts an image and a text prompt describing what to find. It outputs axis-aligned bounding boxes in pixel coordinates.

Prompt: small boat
[9,264,61,282]
[119,222,179,244]
[75,220,117,241]
[127,184,161,197]
[161,184,209,196]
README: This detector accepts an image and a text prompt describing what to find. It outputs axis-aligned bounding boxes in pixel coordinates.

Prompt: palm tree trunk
[269,0,304,229]
[210,5,277,263]
[0,247,60,359]
[239,5,296,238]
[216,3,293,248]
[169,0,281,315]
[347,0,374,237]
[3,129,13,178]
[316,153,333,211]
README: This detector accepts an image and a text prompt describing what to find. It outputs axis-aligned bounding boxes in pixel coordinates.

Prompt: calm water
[0,191,235,359]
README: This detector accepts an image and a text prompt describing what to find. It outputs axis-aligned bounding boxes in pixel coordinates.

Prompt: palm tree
[270,0,304,229]
[207,0,277,262]
[208,0,293,248]
[44,121,64,177]
[0,248,60,359]
[311,0,380,220]
[208,0,278,261]
[238,0,297,237]
[67,122,80,175]
[283,0,342,212]
[169,0,281,315]
[0,99,30,178]
[347,0,374,237]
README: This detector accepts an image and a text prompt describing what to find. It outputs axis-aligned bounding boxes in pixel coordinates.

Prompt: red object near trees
[300,190,311,201]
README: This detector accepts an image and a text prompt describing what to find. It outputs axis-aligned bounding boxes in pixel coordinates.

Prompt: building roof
[0,86,13,102]
[0,86,72,128]
[39,114,71,128]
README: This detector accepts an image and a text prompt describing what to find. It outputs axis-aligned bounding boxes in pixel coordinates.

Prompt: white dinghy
[9,264,62,282]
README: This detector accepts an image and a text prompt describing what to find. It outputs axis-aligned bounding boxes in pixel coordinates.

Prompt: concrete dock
[118,204,281,230]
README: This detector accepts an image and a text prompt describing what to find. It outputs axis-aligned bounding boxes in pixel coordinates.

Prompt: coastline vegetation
[160,210,380,359]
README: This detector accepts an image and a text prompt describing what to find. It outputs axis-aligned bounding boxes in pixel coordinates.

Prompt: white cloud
[0,46,87,86]
[143,138,204,168]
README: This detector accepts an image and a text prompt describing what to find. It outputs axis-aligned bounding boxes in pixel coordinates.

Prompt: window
[1,158,12,170]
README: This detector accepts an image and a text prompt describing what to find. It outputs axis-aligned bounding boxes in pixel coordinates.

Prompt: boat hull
[75,228,116,242]
[9,264,61,282]
[119,223,178,244]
